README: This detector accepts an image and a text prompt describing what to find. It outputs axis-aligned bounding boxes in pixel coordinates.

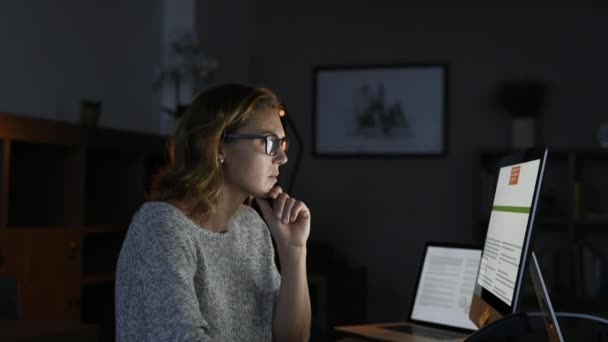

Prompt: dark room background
[1,0,607,326]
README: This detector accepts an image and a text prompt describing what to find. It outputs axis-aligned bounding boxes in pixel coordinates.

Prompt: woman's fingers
[273,192,289,219]
[281,198,296,224]
[289,201,309,222]
[268,185,283,199]
[264,187,309,225]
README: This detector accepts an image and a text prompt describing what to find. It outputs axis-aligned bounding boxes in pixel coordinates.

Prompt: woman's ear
[217,143,226,164]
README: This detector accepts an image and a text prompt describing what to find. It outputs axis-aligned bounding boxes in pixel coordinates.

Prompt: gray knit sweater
[115,201,281,341]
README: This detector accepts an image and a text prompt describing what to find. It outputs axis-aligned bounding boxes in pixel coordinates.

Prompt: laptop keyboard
[383,325,463,340]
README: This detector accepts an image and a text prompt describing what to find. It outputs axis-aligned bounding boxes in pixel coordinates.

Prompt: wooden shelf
[81,279,115,342]
[3,225,77,230]
[82,273,115,285]
[575,149,608,158]
[573,217,608,225]
[536,217,569,225]
[0,112,81,145]
[85,149,145,226]
[0,112,164,325]
[1,140,7,229]
[85,225,126,234]
[0,112,164,150]
[83,227,127,277]
[8,141,83,227]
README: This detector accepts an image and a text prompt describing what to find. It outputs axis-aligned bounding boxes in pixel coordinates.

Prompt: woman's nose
[274,149,288,165]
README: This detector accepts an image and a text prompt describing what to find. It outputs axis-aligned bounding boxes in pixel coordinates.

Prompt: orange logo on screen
[509,166,521,185]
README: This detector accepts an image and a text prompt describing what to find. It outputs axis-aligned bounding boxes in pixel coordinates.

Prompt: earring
[218,158,224,164]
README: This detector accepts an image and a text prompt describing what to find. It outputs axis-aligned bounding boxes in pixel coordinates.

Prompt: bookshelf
[0,113,166,339]
[477,148,608,314]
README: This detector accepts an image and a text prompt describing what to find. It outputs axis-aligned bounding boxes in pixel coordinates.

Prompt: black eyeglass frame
[223,133,289,156]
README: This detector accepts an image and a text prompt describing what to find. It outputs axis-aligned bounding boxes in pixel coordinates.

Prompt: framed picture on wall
[312,63,448,157]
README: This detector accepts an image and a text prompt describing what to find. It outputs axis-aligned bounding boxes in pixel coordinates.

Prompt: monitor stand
[529,251,565,342]
[466,251,564,342]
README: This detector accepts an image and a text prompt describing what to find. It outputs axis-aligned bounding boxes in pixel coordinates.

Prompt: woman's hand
[261,187,312,341]
[255,186,310,250]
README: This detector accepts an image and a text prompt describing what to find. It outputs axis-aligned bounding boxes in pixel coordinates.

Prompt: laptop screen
[410,245,481,331]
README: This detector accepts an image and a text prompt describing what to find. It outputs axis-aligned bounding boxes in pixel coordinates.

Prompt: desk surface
[0,320,99,342]
[337,315,608,342]
[335,322,466,342]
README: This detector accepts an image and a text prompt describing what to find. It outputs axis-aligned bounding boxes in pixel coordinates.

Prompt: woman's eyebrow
[255,129,285,136]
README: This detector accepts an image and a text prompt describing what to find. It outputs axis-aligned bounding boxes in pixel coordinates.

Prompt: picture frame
[312,63,448,157]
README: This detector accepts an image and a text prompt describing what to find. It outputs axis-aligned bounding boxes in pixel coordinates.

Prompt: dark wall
[0,0,162,133]
[201,1,608,321]
[196,0,253,85]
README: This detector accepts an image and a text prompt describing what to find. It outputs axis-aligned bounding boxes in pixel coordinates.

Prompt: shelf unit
[477,148,608,314]
[0,113,166,338]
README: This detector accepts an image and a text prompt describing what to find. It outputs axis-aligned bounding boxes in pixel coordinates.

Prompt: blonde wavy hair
[149,83,281,222]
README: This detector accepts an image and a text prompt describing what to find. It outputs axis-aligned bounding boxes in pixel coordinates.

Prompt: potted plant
[494,78,548,148]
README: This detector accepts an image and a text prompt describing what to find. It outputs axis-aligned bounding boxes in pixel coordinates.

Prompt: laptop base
[383,324,465,340]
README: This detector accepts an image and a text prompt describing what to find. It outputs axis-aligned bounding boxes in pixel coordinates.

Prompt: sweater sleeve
[116,215,212,342]
[242,206,282,305]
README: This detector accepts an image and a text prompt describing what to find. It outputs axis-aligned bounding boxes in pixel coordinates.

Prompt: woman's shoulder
[132,201,186,224]
[118,202,199,273]
[128,201,197,240]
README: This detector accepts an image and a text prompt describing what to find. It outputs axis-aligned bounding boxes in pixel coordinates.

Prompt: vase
[511,117,536,149]
[80,100,101,127]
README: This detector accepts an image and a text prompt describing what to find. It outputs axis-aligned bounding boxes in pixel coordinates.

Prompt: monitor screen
[410,245,481,331]
[470,148,547,328]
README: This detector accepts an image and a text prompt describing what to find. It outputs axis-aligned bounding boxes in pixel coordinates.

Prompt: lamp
[154,32,218,119]
[279,104,303,194]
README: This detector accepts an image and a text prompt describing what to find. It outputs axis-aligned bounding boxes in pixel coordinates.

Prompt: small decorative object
[154,32,218,119]
[313,63,447,156]
[598,122,608,148]
[511,117,535,148]
[80,99,101,127]
[494,78,548,149]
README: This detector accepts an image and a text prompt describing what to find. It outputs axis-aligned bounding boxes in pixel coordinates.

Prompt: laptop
[335,242,481,341]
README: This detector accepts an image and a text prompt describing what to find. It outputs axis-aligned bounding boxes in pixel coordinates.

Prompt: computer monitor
[469,148,548,328]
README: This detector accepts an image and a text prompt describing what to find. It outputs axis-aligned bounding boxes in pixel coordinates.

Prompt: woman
[115,84,311,341]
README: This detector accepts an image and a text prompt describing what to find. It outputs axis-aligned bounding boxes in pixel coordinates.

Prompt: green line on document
[492,205,530,214]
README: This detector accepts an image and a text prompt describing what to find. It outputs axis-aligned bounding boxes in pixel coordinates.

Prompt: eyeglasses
[223,133,289,156]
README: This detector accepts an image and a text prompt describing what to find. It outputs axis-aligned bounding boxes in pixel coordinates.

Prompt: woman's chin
[245,179,278,198]
[249,188,273,199]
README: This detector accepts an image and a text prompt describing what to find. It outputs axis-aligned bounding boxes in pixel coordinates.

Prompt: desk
[337,314,608,342]
[334,322,466,342]
[0,320,99,342]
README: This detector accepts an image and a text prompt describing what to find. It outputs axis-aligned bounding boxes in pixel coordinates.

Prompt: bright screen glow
[411,246,481,330]
[476,159,541,305]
